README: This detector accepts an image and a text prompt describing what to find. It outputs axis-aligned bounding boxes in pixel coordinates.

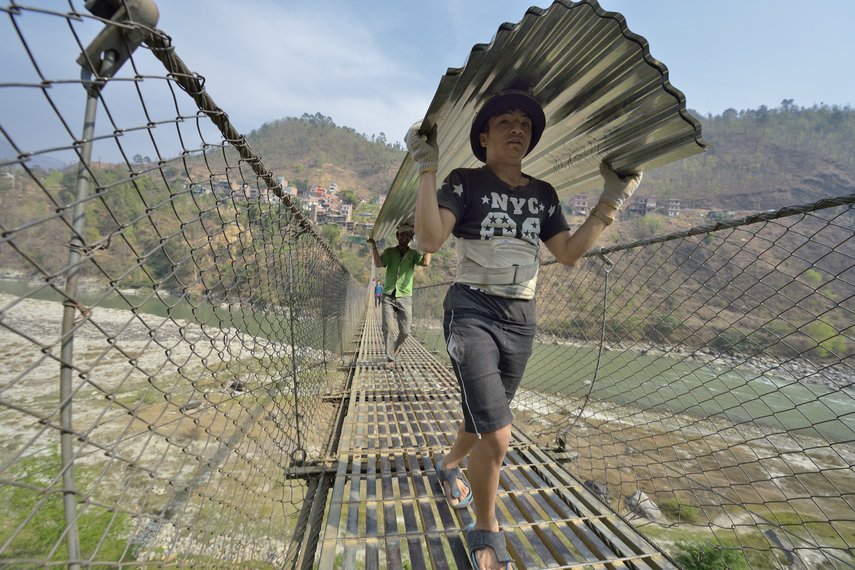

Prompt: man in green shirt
[368,223,431,370]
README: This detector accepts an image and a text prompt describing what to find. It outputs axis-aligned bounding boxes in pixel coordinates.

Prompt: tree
[292,178,308,193]
[340,190,359,205]
[721,108,738,122]
[319,224,341,247]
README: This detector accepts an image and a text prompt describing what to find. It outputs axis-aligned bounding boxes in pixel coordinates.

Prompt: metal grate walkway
[315,305,676,569]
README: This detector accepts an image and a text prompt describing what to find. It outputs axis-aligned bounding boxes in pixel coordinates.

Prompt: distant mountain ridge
[243,112,404,199]
[235,104,855,211]
[0,139,67,171]
[1,103,851,296]
[5,105,852,212]
[644,104,855,211]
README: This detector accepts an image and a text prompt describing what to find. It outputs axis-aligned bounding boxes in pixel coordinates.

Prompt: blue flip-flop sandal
[435,458,473,510]
[467,528,512,569]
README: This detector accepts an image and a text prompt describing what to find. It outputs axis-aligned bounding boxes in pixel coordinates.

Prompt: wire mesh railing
[1,2,364,567]
[3,2,855,569]
[412,195,855,569]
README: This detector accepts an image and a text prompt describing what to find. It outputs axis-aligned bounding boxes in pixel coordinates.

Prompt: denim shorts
[443,309,534,436]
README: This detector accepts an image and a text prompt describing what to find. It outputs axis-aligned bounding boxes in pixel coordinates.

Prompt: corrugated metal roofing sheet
[373,0,706,240]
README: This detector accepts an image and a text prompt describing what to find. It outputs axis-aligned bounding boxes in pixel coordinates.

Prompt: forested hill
[244,112,404,198]
[239,104,855,210]
[1,104,851,290]
[639,103,855,211]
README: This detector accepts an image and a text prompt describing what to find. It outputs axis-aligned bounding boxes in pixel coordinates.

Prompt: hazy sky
[2,0,853,162]
[153,0,855,144]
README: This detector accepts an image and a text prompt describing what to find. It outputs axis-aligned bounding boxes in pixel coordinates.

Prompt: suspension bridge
[1,1,853,569]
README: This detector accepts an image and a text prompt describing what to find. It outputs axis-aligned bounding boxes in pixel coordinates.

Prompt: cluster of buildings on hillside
[567,193,682,218]
[189,176,739,239]
[186,177,375,235]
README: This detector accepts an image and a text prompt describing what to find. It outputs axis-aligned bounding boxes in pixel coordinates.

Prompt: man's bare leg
[469,423,511,570]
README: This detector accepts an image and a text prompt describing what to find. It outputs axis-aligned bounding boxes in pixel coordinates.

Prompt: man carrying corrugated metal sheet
[406,90,642,570]
[368,223,431,370]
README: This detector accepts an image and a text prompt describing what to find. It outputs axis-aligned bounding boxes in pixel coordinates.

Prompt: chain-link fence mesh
[4,2,855,570]
[1,3,364,567]
[413,197,855,569]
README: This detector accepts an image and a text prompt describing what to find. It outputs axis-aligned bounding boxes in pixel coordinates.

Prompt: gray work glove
[405,122,438,174]
[598,163,643,210]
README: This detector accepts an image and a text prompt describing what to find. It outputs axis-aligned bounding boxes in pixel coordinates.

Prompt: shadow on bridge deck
[315,306,675,569]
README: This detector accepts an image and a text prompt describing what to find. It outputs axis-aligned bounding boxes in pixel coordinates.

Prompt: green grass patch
[0,452,136,564]
[674,540,748,570]
[660,498,703,524]
[747,506,855,549]
[641,525,781,570]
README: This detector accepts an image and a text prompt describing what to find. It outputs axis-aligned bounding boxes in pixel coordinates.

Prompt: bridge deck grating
[316,306,675,569]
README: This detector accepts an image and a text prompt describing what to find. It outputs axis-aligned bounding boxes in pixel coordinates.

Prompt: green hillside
[1,103,853,289]
[232,103,855,210]
[642,103,855,210]
[246,112,404,199]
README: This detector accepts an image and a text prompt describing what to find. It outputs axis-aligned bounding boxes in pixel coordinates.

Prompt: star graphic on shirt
[452,184,463,196]
[482,195,490,204]
[548,204,556,216]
